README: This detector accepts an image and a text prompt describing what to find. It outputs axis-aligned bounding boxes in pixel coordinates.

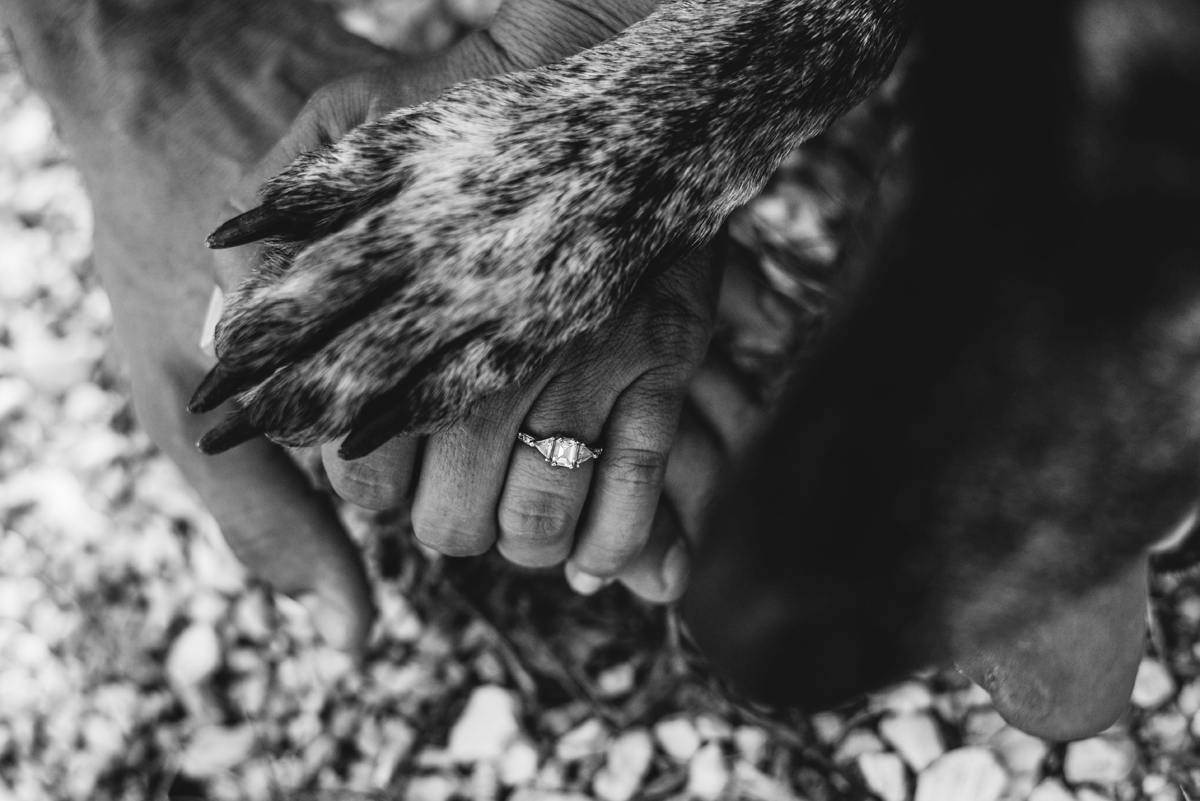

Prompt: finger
[410,381,545,557]
[323,435,420,511]
[567,374,684,581]
[497,377,609,569]
[197,417,376,653]
[612,500,690,603]
[133,360,375,652]
[662,397,729,542]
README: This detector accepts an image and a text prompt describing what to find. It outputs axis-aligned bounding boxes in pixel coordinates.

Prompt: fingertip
[565,561,613,595]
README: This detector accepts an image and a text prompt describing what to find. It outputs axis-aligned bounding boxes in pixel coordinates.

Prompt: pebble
[858,751,908,801]
[1063,735,1137,784]
[179,724,257,778]
[448,686,520,762]
[1177,681,1200,716]
[596,662,635,698]
[1132,659,1176,709]
[555,718,608,762]
[592,729,653,801]
[405,775,458,801]
[734,726,769,765]
[1143,711,1189,751]
[500,739,539,786]
[687,742,730,801]
[989,726,1049,775]
[654,717,701,761]
[871,681,935,715]
[809,711,845,745]
[834,728,885,763]
[165,622,221,689]
[696,715,733,741]
[373,720,415,784]
[1075,790,1115,801]
[733,761,800,801]
[962,708,1008,745]
[913,747,1007,801]
[1028,779,1078,801]
[880,713,945,772]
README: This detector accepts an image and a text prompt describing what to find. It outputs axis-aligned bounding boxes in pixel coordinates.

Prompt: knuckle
[603,447,669,491]
[574,533,645,577]
[498,494,575,557]
[327,463,404,511]
[412,510,495,557]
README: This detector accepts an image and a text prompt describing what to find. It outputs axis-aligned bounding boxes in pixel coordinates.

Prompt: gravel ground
[2,3,1200,800]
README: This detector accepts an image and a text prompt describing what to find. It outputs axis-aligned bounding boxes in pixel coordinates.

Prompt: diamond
[548,438,583,468]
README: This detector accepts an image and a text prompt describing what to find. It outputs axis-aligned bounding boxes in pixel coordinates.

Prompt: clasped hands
[204,0,763,650]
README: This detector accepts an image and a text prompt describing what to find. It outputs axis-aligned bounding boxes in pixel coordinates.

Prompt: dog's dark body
[194,0,1200,739]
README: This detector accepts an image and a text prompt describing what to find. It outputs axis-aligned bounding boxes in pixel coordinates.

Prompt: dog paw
[189,68,724,459]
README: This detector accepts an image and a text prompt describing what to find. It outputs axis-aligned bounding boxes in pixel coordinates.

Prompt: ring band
[518,433,602,469]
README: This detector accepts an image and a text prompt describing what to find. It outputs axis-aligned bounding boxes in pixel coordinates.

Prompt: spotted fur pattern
[193,0,912,457]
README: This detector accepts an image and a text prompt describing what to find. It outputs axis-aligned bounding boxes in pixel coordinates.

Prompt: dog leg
[190,0,914,456]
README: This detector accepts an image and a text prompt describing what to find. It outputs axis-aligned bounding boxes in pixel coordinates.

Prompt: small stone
[1075,790,1112,801]
[858,751,908,801]
[1028,778,1077,801]
[880,713,945,772]
[165,622,221,689]
[1063,735,1136,784]
[914,747,1007,801]
[732,761,799,801]
[448,686,520,762]
[655,717,701,761]
[809,712,845,744]
[989,726,1048,776]
[962,709,1008,746]
[500,739,539,786]
[405,775,458,801]
[556,718,608,762]
[592,729,653,801]
[696,715,733,741]
[179,725,257,778]
[1142,711,1189,751]
[1177,681,1200,716]
[596,662,635,698]
[871,681,935,715]
[734,726,769,765]
[834,729,885,763]
[687,742,730,801]
[1131,659,1176,709]
[374,720,416,785]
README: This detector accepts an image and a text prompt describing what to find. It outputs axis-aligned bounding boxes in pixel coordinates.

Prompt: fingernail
[565,563,610,596]
[299,593,356,652]
[660,541,690,594]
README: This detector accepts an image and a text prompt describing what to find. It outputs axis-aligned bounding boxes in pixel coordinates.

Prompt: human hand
[202,0,723,605]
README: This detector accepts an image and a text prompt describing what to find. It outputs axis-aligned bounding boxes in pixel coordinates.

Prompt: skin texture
[0,0,715,651]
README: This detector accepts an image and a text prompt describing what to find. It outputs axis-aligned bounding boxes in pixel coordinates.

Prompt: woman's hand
[209,0,718,614]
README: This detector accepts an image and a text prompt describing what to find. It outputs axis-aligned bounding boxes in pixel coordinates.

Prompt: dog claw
[338,395,413,461]
[198,410,261,454]
[189,362,259,414]
[207,206,300,249]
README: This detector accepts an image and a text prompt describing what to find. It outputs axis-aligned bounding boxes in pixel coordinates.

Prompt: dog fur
[191,0,912,457]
